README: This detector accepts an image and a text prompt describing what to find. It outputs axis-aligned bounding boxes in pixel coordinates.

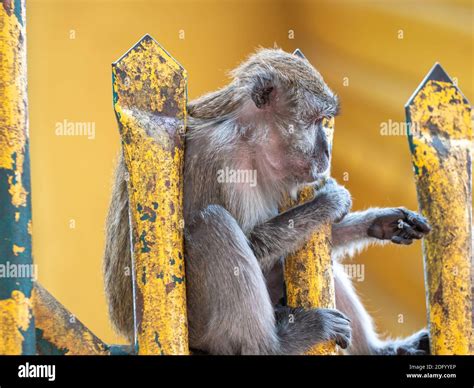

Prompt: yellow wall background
[27,0,473,345]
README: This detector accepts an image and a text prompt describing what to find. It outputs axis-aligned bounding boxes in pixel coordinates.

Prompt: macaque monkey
[104,48,431,355]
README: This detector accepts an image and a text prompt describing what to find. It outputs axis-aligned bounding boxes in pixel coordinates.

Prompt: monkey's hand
[314,178,352,223]
[248,179,351,272]
[367,208,430,245]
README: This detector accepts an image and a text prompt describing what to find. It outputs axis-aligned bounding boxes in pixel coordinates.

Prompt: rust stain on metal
[406,63,472,355]
[113,35,189,355]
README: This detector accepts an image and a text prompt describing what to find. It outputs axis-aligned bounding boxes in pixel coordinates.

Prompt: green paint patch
[153,331,163,355]
[139,230,151,253]
[13,0,23,26]
[35,328,67,355]
[172,275,185,284]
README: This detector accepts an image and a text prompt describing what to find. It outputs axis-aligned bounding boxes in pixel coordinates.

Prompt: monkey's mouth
[303,173,328,188]
[294,165,329,190]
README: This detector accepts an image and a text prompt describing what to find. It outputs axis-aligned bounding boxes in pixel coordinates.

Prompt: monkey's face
[282,110,333,185]
[234,48,339,187]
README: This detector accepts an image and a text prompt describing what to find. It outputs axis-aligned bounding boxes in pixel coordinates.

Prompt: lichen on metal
[282,108,337,355]
[0,0,36,355]
[33,283,110,355]
[112,35,189,355]
[406,63,472,355]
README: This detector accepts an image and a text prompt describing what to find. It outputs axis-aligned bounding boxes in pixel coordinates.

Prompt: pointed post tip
[113,34,156,66]
[293,48,306,59]
[405,62,468,108]
[425,62,451,83]
[112,34,186,74]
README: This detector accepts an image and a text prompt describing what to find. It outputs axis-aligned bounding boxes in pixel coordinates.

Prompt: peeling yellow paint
[408,78,472,355]
[113,35,189,355]
[12,244,25,256]
[0,291,32,354]
[33,284,110,355]
[15,212,20,222]
[282,117,337,355]
[0,3,28,208]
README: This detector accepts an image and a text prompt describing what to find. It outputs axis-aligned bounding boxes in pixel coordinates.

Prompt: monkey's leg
[333,263,381,354]
[375,329,430,355]
[185,205,351,355]
[334,263,430,355]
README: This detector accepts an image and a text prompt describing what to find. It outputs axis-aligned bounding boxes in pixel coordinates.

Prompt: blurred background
[27,0,473,345]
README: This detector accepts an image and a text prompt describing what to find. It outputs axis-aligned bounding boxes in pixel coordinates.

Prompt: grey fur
[103,48,430,355]
[103,152,134,340]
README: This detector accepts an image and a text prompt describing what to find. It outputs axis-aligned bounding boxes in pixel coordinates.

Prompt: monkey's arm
[247,179,351,273]
[331,208,431,261]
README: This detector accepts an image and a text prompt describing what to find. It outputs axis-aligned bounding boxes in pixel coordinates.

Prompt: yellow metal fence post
[33,283,111,355]
[112,35,189,355]
[0,0,36,355]
[283,117,336,355]
[406,63,473,355]
[283,50,337,354]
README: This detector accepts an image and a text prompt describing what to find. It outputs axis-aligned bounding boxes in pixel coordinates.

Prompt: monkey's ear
[251,75,275,109]
[293,48,306,59]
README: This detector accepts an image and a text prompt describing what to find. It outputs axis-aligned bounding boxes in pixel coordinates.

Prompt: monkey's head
[188,48,339,190]
[233,48,339,188]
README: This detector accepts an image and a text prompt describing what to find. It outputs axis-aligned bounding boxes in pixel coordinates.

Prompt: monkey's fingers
[391,235,413,245]
[398,221,424,239]
[324,309,352,349]
[333,327,352,349]
[402,209,431,234]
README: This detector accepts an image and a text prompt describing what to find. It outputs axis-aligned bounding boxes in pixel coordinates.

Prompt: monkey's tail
[103,152,135,342]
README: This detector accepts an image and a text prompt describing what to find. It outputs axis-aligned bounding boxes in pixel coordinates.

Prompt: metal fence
[0,3,471,355]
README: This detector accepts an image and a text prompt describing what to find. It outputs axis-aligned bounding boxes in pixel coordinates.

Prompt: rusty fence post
[283,49,337,355]
[283,118,336,355]
[33,283,110,355]
[0,0,36,355]
[112,35,189,355]
[33,282,132,355]
[406,63,473,355]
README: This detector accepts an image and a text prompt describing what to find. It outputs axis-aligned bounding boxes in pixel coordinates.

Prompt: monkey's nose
[324,147,330,159]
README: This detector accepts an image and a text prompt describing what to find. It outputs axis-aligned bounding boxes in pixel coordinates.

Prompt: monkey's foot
[375,329,430,355]
[275,306,352,351]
